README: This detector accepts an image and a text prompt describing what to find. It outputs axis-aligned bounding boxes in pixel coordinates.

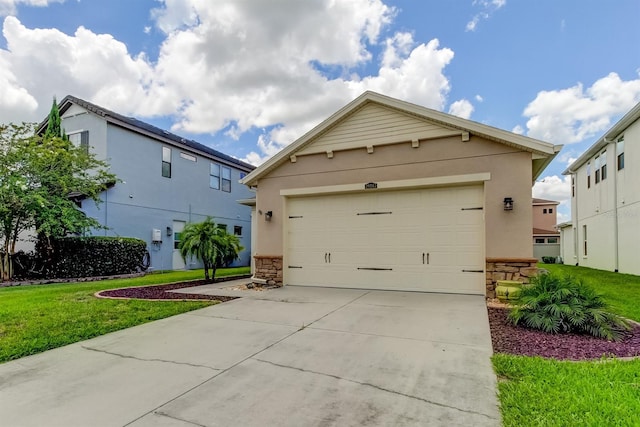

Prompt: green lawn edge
[493,264,640,426]
[0,267,250,363]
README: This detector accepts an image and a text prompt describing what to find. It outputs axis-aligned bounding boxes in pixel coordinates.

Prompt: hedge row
[49,236,149,278]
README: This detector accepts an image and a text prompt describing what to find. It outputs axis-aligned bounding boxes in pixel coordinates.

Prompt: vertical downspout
[573,172,578,265]
[612,140,620,272]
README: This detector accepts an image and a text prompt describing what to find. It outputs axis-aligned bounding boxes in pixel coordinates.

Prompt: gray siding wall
[66,117,253,271]
[533,244,560,261]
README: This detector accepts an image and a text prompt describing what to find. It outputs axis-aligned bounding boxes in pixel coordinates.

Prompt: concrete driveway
[0,284,500,426]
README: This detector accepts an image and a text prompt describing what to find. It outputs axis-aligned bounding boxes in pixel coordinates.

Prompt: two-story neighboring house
[48,95,255,271]
[532,198,560,261]
[562,102,640,274]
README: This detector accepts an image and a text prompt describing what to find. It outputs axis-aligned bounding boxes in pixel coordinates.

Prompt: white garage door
[285,185,485,294]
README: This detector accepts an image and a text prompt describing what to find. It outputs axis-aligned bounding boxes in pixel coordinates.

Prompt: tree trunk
[211,264,217,283]
[203,261,210,281]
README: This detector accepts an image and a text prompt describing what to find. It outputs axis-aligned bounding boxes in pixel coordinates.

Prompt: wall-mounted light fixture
[166,226,173,236]
[265,211,273,221]
[503,197,514,211]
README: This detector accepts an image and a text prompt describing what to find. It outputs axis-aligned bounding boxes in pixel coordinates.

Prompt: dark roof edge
[49,95,255,172]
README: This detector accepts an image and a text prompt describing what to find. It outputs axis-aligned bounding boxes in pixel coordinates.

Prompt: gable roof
[38,95,254,172]
[241,91,561,186]
[563,102,640,175]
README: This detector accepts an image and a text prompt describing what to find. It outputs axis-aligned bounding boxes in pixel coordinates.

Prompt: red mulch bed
[98,280,239,302]
[488,306,640,360]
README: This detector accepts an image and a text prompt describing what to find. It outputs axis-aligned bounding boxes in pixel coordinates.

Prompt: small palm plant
[178,217,243,282]
[508,273,629,341]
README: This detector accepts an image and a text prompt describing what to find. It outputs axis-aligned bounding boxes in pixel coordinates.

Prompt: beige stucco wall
[253,134,533,259]
[532,204,558,230]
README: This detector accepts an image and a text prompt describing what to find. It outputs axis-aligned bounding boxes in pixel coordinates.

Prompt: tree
[0,122,116,281]
[178,217,243,281]
[44,96,67,141]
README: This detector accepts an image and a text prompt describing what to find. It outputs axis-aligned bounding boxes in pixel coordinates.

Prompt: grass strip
[494,354,640,427]
[0,267,249,363]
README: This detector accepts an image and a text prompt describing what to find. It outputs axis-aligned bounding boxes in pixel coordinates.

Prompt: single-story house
[241,92,561,297]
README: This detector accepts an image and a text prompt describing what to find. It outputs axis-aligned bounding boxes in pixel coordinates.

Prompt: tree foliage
[178,217,243,281]
[44,96,67,140]
[0,122,116,281]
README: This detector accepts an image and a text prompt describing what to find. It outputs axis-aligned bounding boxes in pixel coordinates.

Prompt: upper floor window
[600,150,607,181]
[594,156,600,184]
[210,163,232,192]
[234,225,242,236]
[549,208,553,214]
[210,163,220,189]
[543,208,547,214]
[162,147,171,178]
[617,137,625,170]
[69,130,89,153]
[221,166,231,192]
[586,163,591,188]
[180,152,196,162]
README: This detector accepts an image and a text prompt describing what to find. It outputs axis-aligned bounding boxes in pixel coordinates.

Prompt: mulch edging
[488,306,640,361]
[95,274,251,302]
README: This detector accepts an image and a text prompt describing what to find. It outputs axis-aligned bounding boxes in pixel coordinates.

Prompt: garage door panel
[286,185,485,294]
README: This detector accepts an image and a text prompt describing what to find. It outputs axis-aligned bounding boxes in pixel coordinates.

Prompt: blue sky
[1,0,639,222]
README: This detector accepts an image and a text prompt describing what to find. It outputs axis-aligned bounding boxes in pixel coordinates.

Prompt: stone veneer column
[485,257,539,299]
[253,255,283,286]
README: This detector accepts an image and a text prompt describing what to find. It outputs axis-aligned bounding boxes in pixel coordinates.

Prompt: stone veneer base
[485,257,538,299]
[253,255,283,286]
[253,255,538,298]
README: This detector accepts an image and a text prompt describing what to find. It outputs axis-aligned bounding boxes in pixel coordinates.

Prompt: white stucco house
[562,102,640,274]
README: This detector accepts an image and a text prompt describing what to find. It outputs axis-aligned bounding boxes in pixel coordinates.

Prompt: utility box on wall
[152,228,162,243]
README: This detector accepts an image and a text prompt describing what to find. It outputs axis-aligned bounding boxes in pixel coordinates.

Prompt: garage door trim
[280,173,491,197]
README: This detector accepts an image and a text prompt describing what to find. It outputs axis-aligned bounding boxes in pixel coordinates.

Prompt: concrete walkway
[0,285,500,426]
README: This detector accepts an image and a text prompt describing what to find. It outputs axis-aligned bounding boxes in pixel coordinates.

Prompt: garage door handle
[423,253,429,264]
[325,253,327,263]
[328,253,331,263]
[462,269,484,273]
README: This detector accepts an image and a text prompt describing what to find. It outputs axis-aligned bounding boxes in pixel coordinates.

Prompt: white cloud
[448,99,474,119]
[512,124,524,135]
[466,0,506,32]
[0,16,154,120]
[0,1,458,166]
[0,0,62,16]
[521,72,640,144]
[475,94,483,102]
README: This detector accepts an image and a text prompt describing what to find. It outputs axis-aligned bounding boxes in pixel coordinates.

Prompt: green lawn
[541,263,640,321]
[494,264,640,426]
[0,267,250,363]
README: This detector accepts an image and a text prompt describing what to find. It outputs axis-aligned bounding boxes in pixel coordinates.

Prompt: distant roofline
[38,95,255,172]
[564,102,640,175]
[532,198,560,205]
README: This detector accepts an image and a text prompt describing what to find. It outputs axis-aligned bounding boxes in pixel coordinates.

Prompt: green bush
[50,236,149,278]
[508,273,629,341]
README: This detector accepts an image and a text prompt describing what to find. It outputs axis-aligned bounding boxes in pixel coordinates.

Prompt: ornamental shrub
[49,236,149,278]
[508,273,629,341]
